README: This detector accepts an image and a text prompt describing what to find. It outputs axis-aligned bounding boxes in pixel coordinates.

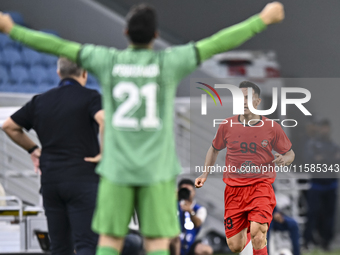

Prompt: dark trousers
[268,216,300,255]
[303,188,337,248]
[42,182,99,255]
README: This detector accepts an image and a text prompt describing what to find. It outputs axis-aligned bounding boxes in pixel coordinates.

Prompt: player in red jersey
[195,81,295,255]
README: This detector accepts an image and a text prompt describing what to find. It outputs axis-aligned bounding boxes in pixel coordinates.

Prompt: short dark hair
[57,58,83,78]
[178,179,195,189]
[126,4,157,44]
[239,81,261,97]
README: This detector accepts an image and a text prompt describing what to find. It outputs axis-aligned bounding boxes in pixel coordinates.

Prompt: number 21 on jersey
[112,82,162,131]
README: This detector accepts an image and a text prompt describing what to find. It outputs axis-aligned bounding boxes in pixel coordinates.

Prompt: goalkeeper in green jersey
[0,3,284,255]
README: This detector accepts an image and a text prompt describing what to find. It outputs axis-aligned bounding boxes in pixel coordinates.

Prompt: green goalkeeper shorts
[92,177,180,238]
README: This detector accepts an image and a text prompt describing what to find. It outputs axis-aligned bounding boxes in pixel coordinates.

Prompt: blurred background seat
[40,54,58,67]
[0,66,9,85]
[10,65,31,85]
[22,47,43,67]
[46,66,60,85]
[2,49,24,67]
[0,33,12,49]
[29,65,51,85]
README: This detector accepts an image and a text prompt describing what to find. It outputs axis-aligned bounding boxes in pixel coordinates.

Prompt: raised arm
[196,2,284,62]
[0,12,81,62]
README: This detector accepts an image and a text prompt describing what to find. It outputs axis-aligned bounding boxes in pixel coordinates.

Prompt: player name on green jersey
[112,64,160,77]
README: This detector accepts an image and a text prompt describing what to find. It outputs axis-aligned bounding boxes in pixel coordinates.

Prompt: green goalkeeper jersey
[79,43,198,185]
[9,14,266,185]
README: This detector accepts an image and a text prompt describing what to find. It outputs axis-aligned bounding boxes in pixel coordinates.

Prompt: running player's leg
[224,185,250,253]
[250,221,268,250]
[247,183,276,255]
[92,177,135,255]
[226,228,248,253]
[137,178,179,255]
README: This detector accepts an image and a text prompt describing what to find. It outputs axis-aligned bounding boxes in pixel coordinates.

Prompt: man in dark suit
[2,58,104,255]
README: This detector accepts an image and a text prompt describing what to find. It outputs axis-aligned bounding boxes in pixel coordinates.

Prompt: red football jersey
[212,115,292,186]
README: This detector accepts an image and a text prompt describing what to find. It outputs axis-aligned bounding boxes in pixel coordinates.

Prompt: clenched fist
[0,12,14,34]
[195,175,207,188]
[260,2,285,25]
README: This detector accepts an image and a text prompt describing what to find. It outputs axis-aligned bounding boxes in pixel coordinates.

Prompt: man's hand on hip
[30,148,41,175]
[84,154,102,163]
[0,12,14,34]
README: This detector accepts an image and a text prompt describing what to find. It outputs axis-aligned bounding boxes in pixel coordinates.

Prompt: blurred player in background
[0,2,284,255]
[268,185,300,255]
[303,119,339,251]
[195,81,295,255]
[268,207,300,255]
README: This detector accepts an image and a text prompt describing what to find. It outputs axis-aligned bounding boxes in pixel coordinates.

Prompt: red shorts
[224,182,276,238]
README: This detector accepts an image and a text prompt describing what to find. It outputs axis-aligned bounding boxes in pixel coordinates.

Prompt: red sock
[253,246,268,255]
[241,232,251,252]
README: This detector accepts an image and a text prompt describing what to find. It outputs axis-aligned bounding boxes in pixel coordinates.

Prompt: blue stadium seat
[22,47,43,66]
[36,83,53,93]
[0,84,15,92]
[40,82,53,88]
[87,83,101,93]
[10,65,30,84]
[19,81,41,93]
[3,39,22,51]
[0,51,5,66]
[0,81,28,93]
[29,65,50,84]
[3,49,24,67]
[0,67,9,85]
[86,81,93,88]
[15,81,29,93]
[41,53,58,67]
[86,74,101,92]
[47,66,60,84]
[40,82,55,89]
[0,33,11,48]
[87,74,98,84]
[4,11,25,26]
[86,82,95,88]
